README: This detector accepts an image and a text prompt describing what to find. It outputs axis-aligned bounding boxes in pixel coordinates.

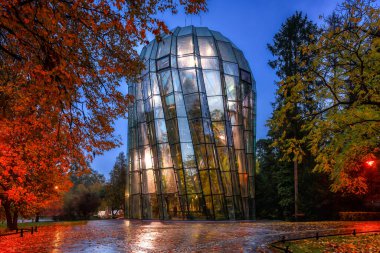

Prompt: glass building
[126,26,256,220]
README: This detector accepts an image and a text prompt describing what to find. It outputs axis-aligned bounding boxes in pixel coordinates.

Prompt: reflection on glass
[177,36,193,55]
[207,96,224,121]
[198,37,217,56]
[178,55,197,68]
[178,118,192,142]
[201,57,219,70]
[180,69,197,94]
[155,119,168,143]
[157,37,171,58]
[217,41,236,62]
[223,62,239,76]
[181,143,196,168]
[157,56,170,70]
[158,70,173,95]
[158,143,173,168]
[203,70,222,96]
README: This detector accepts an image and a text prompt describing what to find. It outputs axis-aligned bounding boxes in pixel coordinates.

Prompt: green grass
[272,233,380,253]
[0,220,87,234]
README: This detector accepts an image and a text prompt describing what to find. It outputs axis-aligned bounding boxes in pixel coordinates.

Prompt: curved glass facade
[126,26,256,220]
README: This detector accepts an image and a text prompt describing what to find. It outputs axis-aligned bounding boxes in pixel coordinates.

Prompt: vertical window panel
[217,41,237,62]
[198,37,217,56]
[207,96,225,121]
[180,69,198,94]
[203,70,222,96]
[157,37,171,58]
[177,36,193,55]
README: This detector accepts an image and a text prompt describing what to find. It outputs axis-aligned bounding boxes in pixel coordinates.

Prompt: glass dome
[126,26,256,220]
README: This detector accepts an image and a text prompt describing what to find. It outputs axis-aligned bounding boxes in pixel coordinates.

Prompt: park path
[0,220,379,252]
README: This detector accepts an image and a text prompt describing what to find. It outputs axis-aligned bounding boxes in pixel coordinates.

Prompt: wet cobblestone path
[0,220,379,252]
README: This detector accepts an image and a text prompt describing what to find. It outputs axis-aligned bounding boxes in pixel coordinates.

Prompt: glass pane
[171,144,183,169]
[163,94,176,119]
[225,75,240,101]
[234,48,250,71]
[196,27,212,36]
[136,82,143,100]
[178,26,193,36]
[194,144,207,170]
[177,36,193,55]
[158,143,173,168]
[172,70,182,92]
[152,94,162,107]
[155,119,168,143]
[185,169,201,194]
[151,73,160,95]
[221,172,232,196]
[180,69,198,94]
[209,170,222,194]
[198,37,217,56]
[240,70,250,84]
[232,126,244,149]
[158,70,173,95]
[189,118,204,145]
[236,150,246,174]
[212,122,227,146]
[143,147,153,169]
[166,118,179,144]
[217,41,236,62]
[199,171,211,195]
[217,147,230,171]
[206,144,217,169]
[175,93,187,117]
[131,172,141,194]
[142,170,156,194]
[157,37,171,58]
[203,70,222,96]
[203,119,214,143]
[157,56,170,70]
[184,93,201,119]
[178,118,192,143]
[181,143,196,168]
[207,96,224,121]
[201,57,219,70]
[178,55,197,68]
[223,62,239,76]
[161,169,177,193]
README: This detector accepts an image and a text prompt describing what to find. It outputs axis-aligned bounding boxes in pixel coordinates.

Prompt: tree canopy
[0,0,206,229]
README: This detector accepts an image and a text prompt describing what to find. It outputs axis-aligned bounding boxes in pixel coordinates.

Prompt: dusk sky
[92,0,342,178]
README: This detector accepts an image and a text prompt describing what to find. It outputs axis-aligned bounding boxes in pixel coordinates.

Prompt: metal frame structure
[126,26,256,220]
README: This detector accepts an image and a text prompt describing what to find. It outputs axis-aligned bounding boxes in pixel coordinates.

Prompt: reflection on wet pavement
[0,220,379,252]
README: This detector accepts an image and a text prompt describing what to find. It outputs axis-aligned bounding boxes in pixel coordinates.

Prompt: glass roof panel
[198,37,217,56]
[177,35,194,55]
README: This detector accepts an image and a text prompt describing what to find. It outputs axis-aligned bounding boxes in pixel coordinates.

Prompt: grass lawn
[273,233,380,253]
[0,220,87,234]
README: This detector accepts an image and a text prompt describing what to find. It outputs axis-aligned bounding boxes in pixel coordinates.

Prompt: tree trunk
[2,201,18,230]
[294,159,299,221]
[35,213,40,222]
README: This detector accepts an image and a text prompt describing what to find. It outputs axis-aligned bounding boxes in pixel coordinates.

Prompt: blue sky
[92,0,342,178]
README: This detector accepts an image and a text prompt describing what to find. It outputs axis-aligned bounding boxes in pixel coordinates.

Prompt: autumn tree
[0,0,206,230]
[105,152,127,218]
[267,12,319,218]
[292,0,380,194]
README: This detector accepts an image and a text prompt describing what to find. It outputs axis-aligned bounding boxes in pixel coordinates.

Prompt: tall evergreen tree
[106,152,127,217]
[267,12,319,218]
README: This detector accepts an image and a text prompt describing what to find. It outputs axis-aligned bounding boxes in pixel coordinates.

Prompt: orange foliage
[0,0,206,226]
